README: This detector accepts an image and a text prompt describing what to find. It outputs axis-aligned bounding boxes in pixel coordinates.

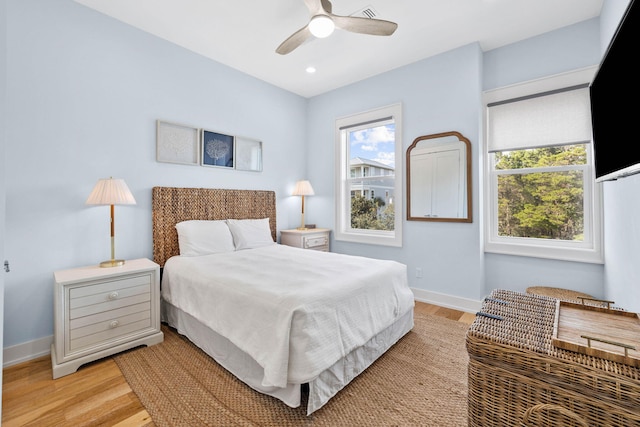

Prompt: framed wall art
[234,136,263,172]
[156,120,200,165]
[201,130,234,168]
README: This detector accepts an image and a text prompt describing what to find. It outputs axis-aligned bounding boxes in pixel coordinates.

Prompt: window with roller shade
[484,68,602,263]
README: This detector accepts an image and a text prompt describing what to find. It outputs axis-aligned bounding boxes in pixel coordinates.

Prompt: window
[335,103,402,247]
[484,67,602,263]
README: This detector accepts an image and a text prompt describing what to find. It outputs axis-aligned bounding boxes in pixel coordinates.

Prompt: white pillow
[226,218,275,250]
[175,220,235,256]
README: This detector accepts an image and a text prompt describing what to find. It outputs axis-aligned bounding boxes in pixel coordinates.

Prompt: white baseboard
[3,334,52,368]
[411,288,482,313]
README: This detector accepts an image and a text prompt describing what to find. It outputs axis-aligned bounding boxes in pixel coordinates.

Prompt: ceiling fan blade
[304,0,331,14]
[332,15,398,36]
[276,25,312,55]
[321,0,332,14]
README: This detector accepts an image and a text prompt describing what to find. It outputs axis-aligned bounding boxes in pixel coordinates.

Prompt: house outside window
[483,67,603,263]
[349,157,394,203]
[335,103,402,247]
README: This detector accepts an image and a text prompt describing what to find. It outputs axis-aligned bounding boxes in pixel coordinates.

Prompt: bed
[152,186,415,414]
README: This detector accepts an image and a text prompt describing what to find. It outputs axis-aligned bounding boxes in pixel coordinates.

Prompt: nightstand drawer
[69,274,150,298]
[70,308,152,352]
[70,301,151,330]
[303,235,329,251]
[70,283,151,318]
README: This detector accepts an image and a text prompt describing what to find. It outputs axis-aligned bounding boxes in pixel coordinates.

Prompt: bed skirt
[161,299,414,414]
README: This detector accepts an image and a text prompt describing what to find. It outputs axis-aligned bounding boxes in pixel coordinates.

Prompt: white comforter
[161,244,414,389]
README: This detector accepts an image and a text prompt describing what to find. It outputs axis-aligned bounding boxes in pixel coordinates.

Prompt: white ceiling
[73,0,603,98]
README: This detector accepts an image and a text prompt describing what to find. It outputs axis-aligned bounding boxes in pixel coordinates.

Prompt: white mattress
[161,244,415,413]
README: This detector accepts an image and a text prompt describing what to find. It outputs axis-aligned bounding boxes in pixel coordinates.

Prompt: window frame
[483,67,603,263]
[335,103,403,247]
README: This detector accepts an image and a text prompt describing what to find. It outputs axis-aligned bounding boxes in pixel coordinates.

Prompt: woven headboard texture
[152,187,277,267]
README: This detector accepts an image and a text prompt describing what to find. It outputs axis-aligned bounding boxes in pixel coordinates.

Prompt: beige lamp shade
[86,178,136,267]
[292,180,315,197]
[86,178,137,206]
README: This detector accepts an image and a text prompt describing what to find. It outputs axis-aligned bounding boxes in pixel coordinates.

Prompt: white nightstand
[51,258,164,379]
[280,228,331,252]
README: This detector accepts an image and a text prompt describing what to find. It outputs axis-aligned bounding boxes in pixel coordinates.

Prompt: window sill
[485,240,603,264]
[335,230,402,247]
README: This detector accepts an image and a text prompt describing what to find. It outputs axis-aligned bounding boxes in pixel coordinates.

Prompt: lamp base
[296,226,308,230]
[99,259,126,268]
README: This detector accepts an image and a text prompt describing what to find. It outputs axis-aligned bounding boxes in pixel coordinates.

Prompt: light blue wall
[483,18,601,90]
[307,43,485,300]
[598,0,640,312]
[482,18,605,298]
[4,0,307,348]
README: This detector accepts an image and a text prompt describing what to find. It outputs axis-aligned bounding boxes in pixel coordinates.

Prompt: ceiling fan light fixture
[276,0,398,55]
[308,15,335,38]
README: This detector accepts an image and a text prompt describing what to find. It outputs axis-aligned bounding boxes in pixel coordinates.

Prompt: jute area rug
[114,311,470,426]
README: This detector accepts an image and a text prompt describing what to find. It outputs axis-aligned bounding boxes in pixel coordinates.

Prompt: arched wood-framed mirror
[406,131,472,222]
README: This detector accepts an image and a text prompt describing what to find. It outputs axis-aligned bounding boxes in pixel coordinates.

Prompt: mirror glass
[406,131,472,222]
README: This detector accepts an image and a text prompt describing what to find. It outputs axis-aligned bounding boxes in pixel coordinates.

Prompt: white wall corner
[411,287,482,313]
[3,335,52,368]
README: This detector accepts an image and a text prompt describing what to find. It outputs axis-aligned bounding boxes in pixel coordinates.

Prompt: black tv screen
[590,0,639,182]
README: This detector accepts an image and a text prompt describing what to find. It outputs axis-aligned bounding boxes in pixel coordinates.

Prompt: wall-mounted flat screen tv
[590,0,639,182]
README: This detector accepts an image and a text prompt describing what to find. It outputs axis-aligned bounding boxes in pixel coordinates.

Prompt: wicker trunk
[466,289,640,427]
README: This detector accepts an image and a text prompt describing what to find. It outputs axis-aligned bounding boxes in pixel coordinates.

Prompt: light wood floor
[2,302,475,427]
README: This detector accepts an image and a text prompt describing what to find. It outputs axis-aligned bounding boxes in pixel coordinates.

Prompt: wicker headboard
[152,187,277,267]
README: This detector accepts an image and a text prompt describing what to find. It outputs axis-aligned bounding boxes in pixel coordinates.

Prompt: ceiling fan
[276,0,398,55]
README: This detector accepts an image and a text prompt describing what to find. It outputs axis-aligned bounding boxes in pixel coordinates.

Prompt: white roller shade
[487,85,592,152]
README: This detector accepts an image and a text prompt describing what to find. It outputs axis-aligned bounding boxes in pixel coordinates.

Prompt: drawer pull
[108,291,119,300]
[109,320,119,329]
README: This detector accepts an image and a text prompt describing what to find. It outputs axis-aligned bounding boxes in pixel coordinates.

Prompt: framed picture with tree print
[201,130,234,168]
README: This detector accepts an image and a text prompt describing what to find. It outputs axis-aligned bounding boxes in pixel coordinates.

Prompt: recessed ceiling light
[306,66,317,74]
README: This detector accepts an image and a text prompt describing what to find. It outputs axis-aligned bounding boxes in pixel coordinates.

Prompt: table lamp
[292,180,314,230]
[86,177,136,267]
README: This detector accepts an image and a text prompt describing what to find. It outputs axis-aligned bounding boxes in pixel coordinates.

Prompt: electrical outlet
[415,267,423,278]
